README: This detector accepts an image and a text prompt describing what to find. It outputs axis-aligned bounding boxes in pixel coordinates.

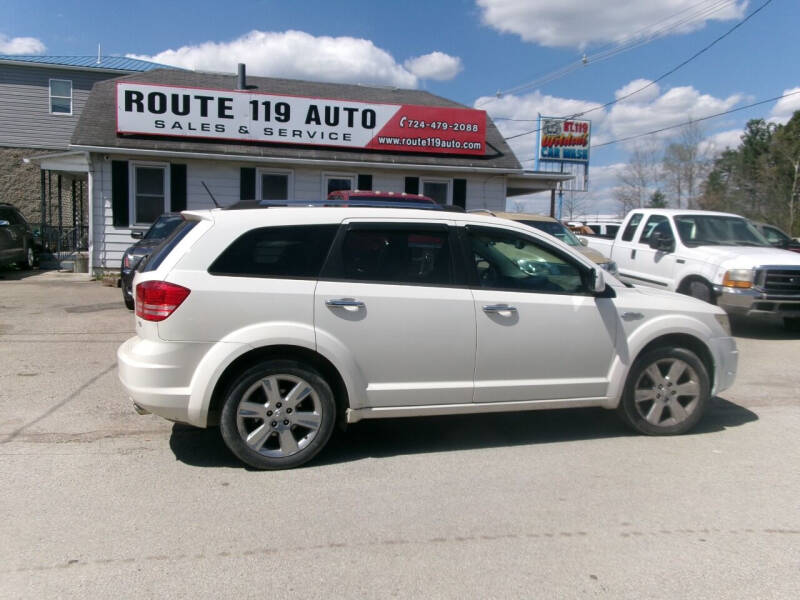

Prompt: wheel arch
[206,345,350,428]
[677,274,716,299]
[633,333,715,391]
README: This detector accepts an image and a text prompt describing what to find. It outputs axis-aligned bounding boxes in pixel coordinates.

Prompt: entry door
[465,225,617,403]
[627,214,678,289]
[314,221,475,408]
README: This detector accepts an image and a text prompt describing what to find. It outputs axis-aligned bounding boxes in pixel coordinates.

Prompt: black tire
[220,360,336,470]
[784,317,800,331]
[23,245,35,270]
[682,279,714,304]
[13,244,36,270]
[123,289,135,310]
[617,346,710,435]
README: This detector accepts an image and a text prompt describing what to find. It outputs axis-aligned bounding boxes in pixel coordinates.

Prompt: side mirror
[579,237,588,246]
[648,231,674,253]
[591,267,606,294]
[131,231,144,239]
[0,219,9,227]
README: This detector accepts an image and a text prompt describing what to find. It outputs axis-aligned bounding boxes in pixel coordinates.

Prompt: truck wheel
[683,279,714,304]
[618,346,709,435]
[220,360,336,470]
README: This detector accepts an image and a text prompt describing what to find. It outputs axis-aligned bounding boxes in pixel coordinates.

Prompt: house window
[130,163,169,225]
[49,79,72,114]
[324,173,356,196]
[258,170,293,201]
[422,178,451,205]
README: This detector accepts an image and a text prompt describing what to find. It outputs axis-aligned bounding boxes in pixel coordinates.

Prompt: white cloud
[700,128,742,154]
[0,34,46,54]
[614,79,661,104]
[403,51,463,81]
[768,87,800,124]
[128,30,427,88]
[606,85,742,143]
[481,80,746,214]
[476,0,747,48]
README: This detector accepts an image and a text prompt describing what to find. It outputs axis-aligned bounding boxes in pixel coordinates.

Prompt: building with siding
[61,67,571,273]
[0,55,174,253]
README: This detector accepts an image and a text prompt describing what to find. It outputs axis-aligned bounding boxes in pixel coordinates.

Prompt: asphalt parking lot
[1,270,799,599]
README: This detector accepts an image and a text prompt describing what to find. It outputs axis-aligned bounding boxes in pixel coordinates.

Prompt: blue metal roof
[0,55,179,72]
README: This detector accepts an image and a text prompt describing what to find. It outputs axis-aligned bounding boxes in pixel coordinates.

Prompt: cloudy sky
[3,0,799,215]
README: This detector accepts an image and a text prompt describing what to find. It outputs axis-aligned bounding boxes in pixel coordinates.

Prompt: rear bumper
[117,336,214,426]
[714,286,800,317]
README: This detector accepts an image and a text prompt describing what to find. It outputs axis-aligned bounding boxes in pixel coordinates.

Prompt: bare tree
[663,120,711,209]
[561,189,587,220]
[615,142,662,213]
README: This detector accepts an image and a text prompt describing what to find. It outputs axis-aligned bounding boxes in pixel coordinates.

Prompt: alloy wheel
[633,358,701,427]
[235,374,323,458]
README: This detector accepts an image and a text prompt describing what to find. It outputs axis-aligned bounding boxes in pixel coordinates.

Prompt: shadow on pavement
[731,315,800,340]
[0,266,49,281]
[168,396,758,470]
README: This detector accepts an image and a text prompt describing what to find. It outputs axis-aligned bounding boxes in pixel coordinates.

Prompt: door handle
[325,298,365,308]
[630,249,637,260]
[482,304,517,313]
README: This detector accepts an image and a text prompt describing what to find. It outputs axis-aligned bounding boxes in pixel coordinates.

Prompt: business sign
[537,116,591,164]
[116,82,486,156]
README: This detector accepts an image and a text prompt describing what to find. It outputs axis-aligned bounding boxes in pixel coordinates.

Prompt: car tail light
[135,281,190,321]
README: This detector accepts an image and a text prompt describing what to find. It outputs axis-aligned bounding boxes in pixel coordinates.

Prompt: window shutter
[404,176,419,195]
[453,178,467,209]
[170,164,187,212]
[240,167,256,200]
[111,160,129,227]
[357,174,373,191]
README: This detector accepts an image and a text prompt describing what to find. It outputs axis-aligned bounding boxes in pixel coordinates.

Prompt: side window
[131,163,168,225]
[259,170,292,201]
[49,79,72,114]
[208,225,338,279]
[334,226,452,285]
[467,227,584,294]
[762,226,787,245]
[605,225,620,238]
[639,215,672,244]
[621,213,643,242]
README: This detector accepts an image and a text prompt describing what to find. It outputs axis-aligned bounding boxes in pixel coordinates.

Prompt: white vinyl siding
[0,64,113,150]
[90,156,512,269]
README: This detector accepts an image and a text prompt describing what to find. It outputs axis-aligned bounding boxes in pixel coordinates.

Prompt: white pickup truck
[584,209,800,328]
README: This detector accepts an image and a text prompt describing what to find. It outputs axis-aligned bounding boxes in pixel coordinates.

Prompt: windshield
[673,214,771,247]
[143,215,183,240]
[520,220,581,246]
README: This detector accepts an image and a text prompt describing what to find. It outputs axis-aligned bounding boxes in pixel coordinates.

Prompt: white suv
[118,206,738,469]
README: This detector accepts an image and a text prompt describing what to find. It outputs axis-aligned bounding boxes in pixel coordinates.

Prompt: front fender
[604,314,716,408]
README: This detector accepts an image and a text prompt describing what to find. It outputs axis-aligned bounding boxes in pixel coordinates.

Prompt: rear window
[140,220,198,272]
[209,225,338,279]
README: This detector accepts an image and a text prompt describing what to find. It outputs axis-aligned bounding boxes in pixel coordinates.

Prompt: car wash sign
[537,116,591,164]
[116,82,486,156]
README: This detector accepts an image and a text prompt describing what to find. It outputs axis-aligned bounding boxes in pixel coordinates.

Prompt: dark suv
[0,203,36,270]
[121,214,183,309]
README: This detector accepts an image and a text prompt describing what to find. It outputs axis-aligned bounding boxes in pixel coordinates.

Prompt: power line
[517,88,800,162]
[592,89,800,148]
[480,0,740,106]
[501,0,773,139]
